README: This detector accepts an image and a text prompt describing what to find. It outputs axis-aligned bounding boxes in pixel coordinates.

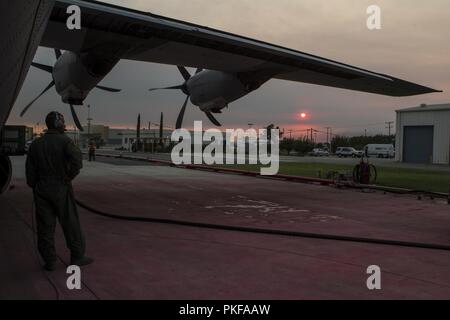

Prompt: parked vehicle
[336,147,363,158]
[353,149,364,157]
[0,126,29,155]
[364,144,395,158]
[308,148,330,157]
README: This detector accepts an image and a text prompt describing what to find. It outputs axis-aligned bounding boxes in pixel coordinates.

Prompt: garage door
[403,126,434,164]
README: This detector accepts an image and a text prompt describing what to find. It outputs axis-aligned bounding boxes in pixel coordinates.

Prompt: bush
[280,138,315,155]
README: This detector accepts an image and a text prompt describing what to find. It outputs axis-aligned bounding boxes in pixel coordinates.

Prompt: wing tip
[412,87,443,96]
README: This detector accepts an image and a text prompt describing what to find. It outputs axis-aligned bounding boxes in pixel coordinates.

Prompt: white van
[364,144,395,158]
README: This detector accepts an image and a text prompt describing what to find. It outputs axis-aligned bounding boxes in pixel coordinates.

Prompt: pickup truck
[336,147,364,158]
[308,148,330,157]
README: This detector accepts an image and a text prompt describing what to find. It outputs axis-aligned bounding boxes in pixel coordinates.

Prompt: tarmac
[1,155,449,299]
[95,149,450,172]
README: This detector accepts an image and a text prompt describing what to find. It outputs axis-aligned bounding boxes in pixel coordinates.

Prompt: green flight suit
[25,129,85,264]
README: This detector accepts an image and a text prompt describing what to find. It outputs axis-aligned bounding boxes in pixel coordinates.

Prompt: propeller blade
[195,68,203,74]
[20,81,55,117]
[148,84,185,92]
[69,104,84,131]
[31,62,53,73]
[176,96,190,129]
[55,49,62,59]
[95,85,122,92]
[177,66,191,81]
[204,111,222,127]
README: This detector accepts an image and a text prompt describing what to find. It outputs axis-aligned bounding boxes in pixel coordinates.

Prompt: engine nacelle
[53,52,118,105]
[187,71,248,112]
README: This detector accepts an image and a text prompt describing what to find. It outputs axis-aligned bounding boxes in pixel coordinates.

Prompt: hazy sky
[9,0,450,139]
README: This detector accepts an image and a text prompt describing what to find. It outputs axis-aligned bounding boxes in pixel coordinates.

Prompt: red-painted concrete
[1,156,449,299]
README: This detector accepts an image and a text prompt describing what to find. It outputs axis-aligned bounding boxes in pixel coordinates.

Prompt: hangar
[395,103,450,165]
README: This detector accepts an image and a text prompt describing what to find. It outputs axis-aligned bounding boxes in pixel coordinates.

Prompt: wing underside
[40,0,441,97]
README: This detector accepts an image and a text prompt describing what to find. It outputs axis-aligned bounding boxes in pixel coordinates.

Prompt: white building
[395,103,450,165]
[121,129,173,151]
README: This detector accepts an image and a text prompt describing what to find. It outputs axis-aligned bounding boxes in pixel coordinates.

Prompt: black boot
[44,261,56,271]
[71,256,94,267]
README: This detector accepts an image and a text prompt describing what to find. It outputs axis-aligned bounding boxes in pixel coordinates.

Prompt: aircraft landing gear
[0,153,12,194]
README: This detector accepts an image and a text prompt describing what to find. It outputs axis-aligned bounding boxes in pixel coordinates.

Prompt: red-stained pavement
[1,156,449,299]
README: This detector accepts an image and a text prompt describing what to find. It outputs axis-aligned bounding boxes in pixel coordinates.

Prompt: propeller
[95,85,122,92]
[176,96,190,130]
[149,66,221,129]
[205,111,221,127]
[54,49,62,59]
[69,104,83,130]
[20,49,122,131]
[177,66,192,81]
[20,81,55,117]
[148,84,185,92]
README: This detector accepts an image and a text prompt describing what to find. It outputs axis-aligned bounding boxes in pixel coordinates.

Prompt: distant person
[26,111,93,271]
[88,141,96,162]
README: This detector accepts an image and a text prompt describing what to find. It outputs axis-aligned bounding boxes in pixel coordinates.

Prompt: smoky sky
[8,0,450,139]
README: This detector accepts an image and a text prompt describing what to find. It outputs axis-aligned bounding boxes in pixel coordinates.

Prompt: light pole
[87,104,93,146]
[329,127,333,152]
[385,121,394,137]
[325,127,331,146]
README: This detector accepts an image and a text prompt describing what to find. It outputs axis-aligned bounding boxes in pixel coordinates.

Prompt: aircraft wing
[41,0,441,97]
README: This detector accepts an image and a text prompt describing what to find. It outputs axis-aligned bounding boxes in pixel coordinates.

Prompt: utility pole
[325,127,331,145]
[159,112,164,148]
[136,114,141,152]
[310,128,314,141]
[329,127,333,152]
[386,121,394,136]
[87,104,92,145]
